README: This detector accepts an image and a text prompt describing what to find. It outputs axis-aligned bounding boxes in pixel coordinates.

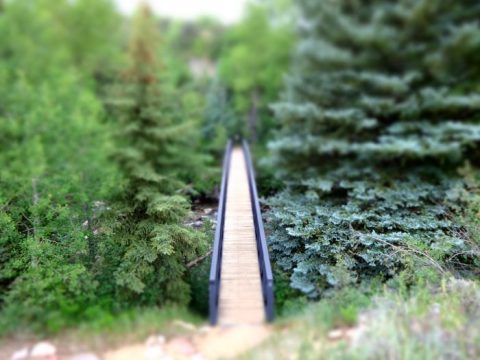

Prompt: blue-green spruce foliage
[267,0,480,296]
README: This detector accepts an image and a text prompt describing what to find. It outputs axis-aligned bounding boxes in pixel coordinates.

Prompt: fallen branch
[186,250,213,269]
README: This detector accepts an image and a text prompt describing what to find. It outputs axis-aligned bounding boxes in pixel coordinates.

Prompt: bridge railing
[242,140,275,321]
[208,140,232,325]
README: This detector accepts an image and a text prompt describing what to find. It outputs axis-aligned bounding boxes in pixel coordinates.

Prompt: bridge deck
[217,147,265,325]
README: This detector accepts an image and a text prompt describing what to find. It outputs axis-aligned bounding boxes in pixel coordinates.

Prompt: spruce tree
[109,5,208,305]
[267,0,480,297]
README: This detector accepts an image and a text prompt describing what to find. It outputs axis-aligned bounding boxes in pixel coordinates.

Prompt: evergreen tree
[267,0,480,297]
[109,5,208,305]
[0,0,119,330]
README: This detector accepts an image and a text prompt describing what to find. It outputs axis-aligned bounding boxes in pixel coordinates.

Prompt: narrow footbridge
[209,140,274,325]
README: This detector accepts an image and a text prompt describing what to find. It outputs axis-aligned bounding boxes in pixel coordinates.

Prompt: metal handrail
[242,140,274,321]
[208,140,232,325]
[208,140,274,324]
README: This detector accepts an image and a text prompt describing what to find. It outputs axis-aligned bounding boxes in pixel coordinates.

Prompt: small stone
[327,329,343,340]
[10,347,29,360]
[30,342,56,357]
[203,208,213,215]
[68,353,100,360]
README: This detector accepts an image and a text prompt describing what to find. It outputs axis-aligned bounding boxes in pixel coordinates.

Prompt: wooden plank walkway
[217,147,265,325]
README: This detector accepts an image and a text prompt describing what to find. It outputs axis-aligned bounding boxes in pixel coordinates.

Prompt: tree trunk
[247,88,260,143]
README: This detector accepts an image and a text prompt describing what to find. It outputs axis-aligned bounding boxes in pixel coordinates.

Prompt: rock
[144,335,166,359]
[327,329,344,341]
[144,345,164,360]
[10,347,29,360]
[145,335,166,346]
[166,337,196,356]
[203,208,213,215]
[68,353,101,360]
[30,342,56,358]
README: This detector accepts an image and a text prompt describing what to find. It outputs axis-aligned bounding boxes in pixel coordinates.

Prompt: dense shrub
[0,0,212,332]
[0,0,120,330]
[266,0,480,297]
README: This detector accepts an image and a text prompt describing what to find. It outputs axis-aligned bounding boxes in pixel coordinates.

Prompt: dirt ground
[1,323,271,360]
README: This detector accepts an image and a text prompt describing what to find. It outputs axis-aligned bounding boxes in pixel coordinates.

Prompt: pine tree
[267,0,480,297]
[109,4,208,305]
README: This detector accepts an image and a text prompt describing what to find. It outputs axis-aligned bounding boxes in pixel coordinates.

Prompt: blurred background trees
[219,0,294,142]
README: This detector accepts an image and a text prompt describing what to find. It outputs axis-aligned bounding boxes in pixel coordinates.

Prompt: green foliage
[0,0,119,330]
[74,306,203,339]
[266,0,480,297]
[188,258,211,315]
[219,0,294,141]
[107,5,210,306]
[273,268,307,316]
[165,17,225,63]
[187,219,215,316]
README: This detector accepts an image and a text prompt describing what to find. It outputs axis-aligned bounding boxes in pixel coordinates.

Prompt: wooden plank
[218,147,265,325]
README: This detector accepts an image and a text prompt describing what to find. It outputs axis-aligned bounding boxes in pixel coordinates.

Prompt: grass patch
[0,306,204,355]
[247,277,480,359]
